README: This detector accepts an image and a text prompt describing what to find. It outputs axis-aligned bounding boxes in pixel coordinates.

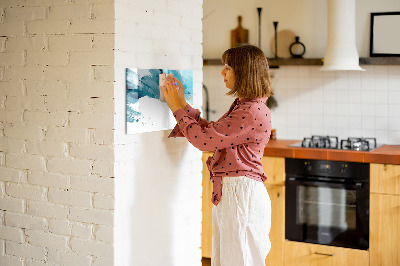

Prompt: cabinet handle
[314,252,335,257]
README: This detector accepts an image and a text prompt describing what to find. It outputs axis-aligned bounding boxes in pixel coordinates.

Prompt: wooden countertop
[263,139,400,165]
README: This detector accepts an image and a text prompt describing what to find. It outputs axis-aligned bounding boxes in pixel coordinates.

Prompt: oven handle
[314,252,335,257]
[286,177,364,189]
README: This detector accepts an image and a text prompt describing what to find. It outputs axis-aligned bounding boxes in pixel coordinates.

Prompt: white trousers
[212,176,271,266]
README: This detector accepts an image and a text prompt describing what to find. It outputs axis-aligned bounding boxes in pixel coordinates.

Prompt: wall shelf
[203,57,400,67]
[268,58,323,67]
[359,57,400,65]
[203,58,323,67]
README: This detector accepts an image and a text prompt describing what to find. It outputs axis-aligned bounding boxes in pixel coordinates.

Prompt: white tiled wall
[203,65,400,144]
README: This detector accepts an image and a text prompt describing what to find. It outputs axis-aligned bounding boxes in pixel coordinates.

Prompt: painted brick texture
[0,0,115,265]
[1,0,204,265]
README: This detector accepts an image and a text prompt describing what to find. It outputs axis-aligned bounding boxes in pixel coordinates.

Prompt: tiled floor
[202,257,211,266]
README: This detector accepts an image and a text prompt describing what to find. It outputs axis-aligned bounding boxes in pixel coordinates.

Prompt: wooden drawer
[370,163,400,196]
[261,156,285,186]
[284,241,369,266]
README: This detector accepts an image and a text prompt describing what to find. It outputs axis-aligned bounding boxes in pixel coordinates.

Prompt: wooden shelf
[202,59,223,66]
[268,58,323,67]
[203,57,400,67]
[359,57,400,65]
[203,58,323,67]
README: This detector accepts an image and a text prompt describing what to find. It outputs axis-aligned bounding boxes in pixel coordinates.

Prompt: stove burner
[301,135,339,149]
[295,136,378,151]
[340,137,377,151]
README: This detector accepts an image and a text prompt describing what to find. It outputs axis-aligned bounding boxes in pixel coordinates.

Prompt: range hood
[320,0,365,71]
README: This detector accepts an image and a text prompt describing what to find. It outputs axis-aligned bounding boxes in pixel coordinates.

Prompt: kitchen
[0,0,398,264]
[202,0,400,265]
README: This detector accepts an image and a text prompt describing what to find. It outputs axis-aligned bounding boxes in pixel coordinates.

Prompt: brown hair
[221,44,273,99]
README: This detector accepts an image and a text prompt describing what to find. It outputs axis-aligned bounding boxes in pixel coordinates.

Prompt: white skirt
[212,176,271,266]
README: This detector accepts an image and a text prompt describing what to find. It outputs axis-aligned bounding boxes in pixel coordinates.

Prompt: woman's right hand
[168,76,187,108]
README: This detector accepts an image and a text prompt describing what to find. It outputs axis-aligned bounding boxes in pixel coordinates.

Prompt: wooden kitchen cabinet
[261,156,285,185]
[284,241,369,266]
[370,163,400,266]
[264,184,285,266]
[370,193,400,266]
[370,163,400,195]
[262,156,285,266]
[201,154,286,266]
[202,152,213,258]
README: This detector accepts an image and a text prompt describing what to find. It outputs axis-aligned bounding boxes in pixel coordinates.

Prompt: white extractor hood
[320,0,365,71]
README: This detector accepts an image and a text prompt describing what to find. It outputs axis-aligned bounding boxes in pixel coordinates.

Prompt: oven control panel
[318,162,332,173]
[286,158,369,180]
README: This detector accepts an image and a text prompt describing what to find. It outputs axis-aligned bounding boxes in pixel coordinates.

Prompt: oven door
[285,177,369,250]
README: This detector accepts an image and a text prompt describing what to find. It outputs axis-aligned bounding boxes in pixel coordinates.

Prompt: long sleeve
[172,105,257,152]
[168,104,211,138]
[169,97,271,206]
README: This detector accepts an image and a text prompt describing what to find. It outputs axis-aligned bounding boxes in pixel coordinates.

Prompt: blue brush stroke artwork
[126,68,194,134]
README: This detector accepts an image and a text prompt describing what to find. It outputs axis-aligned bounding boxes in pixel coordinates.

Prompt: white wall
[0,0,115,265]
[113,0,203,265]
[203,0,400,58]
[203,0,400,145]
[204,0,326,59]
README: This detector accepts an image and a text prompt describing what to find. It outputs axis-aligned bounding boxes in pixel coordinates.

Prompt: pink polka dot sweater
[168,97,272,206]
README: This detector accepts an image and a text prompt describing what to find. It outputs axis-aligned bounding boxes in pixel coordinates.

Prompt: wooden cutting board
[231,16,249,48]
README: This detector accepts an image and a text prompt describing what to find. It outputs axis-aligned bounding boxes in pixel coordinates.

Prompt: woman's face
[220,64,235,89]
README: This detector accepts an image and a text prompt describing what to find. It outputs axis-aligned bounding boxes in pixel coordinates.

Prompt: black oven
[285,158,369,250]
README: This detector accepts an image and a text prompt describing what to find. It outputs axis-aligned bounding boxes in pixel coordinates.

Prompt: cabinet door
[264,184,284,266]
[370,163,400,196]
[201,152,213,258]
[261,156,285,185]
[284,241,369,266]
[370,193,400,266]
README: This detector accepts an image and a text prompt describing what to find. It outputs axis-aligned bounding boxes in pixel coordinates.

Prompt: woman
[161,44,273,266]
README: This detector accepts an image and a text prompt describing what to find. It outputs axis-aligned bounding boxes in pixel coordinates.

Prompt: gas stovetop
[289,135,382,151]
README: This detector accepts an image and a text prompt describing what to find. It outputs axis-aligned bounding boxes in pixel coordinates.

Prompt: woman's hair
[221,44,273,99]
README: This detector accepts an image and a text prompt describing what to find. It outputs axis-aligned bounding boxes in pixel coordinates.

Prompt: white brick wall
[5,241,47,261]
[113,0,203,265]
[27,201,69,220]
[1,0,204,264]
[5,213,48,231]
[0,225,24,243]
[47,250,92,266]
[0,0,115,265]
[25,230,69,251]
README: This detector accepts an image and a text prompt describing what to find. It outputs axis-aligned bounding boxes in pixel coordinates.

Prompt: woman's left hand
[160,76,186,113]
